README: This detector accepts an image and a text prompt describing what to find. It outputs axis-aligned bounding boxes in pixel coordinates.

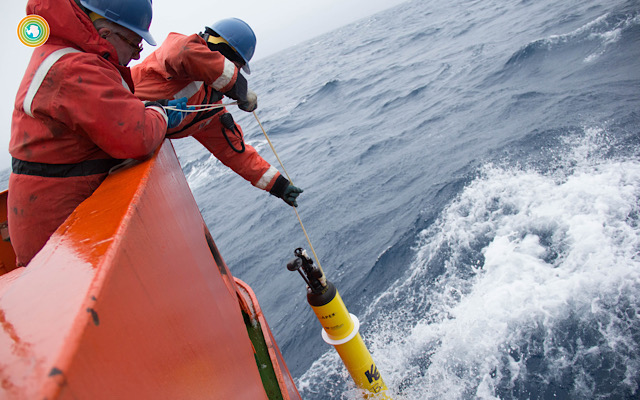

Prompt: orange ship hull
[0,141,300,399]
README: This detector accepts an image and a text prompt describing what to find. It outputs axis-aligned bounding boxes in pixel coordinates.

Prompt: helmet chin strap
[88,11,105,22]
[204,33,239,54]
[201,32,246,71]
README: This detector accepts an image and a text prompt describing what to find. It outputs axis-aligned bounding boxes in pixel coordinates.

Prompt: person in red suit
[8,0,186,266]
[132,18,303,209]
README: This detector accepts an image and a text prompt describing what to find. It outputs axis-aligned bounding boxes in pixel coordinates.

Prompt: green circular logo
[18,15,50,47]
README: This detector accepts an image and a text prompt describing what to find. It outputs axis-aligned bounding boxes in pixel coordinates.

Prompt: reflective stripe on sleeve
[174,81,204,100]
[210,58,236,91]
[145,105,168,124]
[256,166,279,190]
[24,48,81,118]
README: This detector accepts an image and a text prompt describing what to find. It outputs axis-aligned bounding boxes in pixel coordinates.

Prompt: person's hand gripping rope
[158,97,194,129]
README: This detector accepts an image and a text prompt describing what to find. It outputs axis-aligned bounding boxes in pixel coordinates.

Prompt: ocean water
[3,0,639,398]
[178,0,639,398]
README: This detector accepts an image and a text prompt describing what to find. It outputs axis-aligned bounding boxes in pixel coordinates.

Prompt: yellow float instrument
[287,248,391,399]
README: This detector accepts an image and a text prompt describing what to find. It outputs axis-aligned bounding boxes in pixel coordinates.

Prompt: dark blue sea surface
[175,0,640,398]
[3,0,638,398]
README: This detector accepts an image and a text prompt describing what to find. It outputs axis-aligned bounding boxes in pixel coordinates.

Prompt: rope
[164,100,326,277]
[252,110,326,278]
[163,102,238,113]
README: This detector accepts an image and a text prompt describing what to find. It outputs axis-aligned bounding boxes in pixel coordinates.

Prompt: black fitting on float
[306,280,336,307]
[286,247,326,294]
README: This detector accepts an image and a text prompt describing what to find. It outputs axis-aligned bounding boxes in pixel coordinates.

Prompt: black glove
[238,89,257,112]
[224,73,258,112]
[270,175,303,207]
[224,73,248,103]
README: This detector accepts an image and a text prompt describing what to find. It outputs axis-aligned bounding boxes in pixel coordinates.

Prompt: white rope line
[252,110,326,279]
[162,101,326,278]
[163,102,238,113]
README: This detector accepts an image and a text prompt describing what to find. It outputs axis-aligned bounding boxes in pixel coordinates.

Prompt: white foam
[299,128,640,399]
[182,139,270,191]
[183,154,227,191]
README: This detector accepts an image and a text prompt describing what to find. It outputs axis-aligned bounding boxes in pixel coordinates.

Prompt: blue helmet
[207,18,256,74]
[80,0,156,45]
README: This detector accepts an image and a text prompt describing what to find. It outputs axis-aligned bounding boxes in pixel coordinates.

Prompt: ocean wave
[175,137,270,192]
[298,79,343,104]
[369,129,640,399]
[0,168,8,191]
[380,83,432,110]
[296,126,640,399]
[505,9,639,67]
[181,153,229,191]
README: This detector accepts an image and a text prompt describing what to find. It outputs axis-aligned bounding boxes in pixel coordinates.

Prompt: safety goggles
[115,32,143,56]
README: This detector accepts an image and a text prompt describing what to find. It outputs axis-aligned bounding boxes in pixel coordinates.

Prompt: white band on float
[321,313,360,346]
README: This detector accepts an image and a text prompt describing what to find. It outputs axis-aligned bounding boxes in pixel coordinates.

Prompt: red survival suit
[132,33,282,193]
[9,0,168,266]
